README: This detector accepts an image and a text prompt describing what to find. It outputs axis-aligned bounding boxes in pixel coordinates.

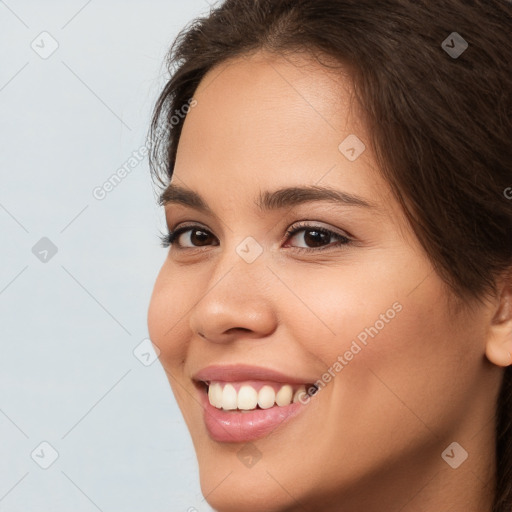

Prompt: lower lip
[199,386,307,443]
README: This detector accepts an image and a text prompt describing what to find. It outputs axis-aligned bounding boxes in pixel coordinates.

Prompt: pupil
[304,230,329,247]
[187,229,331,247]
[192,230,210,245]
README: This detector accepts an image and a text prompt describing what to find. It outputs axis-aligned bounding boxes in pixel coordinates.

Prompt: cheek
[274,261,404,363]
[147,262,192,365]
[284,264,471,441]
[332,283,474,445]
[147,265,202,427]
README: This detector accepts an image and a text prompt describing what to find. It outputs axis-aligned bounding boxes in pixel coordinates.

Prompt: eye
[160,221,351,252]
[283,222,351,251]
[160,225,218,249]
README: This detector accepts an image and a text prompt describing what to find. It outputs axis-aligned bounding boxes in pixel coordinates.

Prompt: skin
[147,51,512,512]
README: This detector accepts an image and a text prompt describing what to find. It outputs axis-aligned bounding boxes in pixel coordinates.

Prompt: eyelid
[161,222,217,249]
[168,220,351,238]
[284,220,352,241]
[168,220,209,232]
[161,220,353,251]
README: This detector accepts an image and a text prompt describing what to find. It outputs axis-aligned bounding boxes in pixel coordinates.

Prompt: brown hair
[148,0,512,509]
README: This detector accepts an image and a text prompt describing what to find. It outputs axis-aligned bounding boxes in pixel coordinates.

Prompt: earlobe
[485,279,512,368]
[485,336,512,367]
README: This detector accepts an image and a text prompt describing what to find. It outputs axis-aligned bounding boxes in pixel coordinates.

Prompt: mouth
[192,367,319,443]
[199,380,318,411]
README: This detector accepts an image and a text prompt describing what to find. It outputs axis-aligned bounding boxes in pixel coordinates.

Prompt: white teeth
[237,385,259,410]
[258,385,276,409]
[222,383,238,410]
[208,382,223,408]
[275,384,293,406]
[207,382,308,410]
[293,385,307,403]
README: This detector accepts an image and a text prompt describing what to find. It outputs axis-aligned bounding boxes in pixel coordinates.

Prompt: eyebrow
[159,184,377,213]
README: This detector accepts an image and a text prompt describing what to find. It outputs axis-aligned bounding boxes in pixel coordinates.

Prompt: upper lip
[192,364,315,384]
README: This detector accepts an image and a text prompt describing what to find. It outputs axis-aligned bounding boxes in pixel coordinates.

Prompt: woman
[147,1,512,511]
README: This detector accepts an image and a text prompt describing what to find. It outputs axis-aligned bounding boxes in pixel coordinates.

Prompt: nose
[188,255,278,344]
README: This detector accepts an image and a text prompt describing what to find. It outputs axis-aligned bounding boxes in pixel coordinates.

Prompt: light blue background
[0,1,217,510]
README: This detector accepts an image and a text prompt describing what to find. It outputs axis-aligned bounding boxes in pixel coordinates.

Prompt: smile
[193,365,318,443]
[206,381,311,410]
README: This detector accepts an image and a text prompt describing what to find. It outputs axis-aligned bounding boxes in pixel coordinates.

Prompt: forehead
[188,50,360,151]
[172,50,393,212]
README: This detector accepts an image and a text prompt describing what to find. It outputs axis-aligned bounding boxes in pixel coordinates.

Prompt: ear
[485,271,512,367]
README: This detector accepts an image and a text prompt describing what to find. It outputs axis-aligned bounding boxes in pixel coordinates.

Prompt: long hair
[148,1,512,509]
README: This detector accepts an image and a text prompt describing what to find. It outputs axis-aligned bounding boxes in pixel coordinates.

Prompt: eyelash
[159,221,352,253]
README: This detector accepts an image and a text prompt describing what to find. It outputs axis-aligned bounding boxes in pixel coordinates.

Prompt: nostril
[225,327,252,336]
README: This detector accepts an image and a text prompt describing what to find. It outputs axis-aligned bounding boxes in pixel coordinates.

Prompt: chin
[199,475,301,512]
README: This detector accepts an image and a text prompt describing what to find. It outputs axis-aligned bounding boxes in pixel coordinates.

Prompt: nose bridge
[210,226,268,287]
[188,236,276,341]
[206,234,269,305]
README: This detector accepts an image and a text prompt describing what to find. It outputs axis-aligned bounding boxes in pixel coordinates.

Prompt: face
[147,51,497,512]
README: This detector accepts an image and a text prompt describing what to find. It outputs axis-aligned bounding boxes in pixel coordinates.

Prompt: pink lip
[192,364,315,443]
[192,364,314,384]
[198,386,306,443]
